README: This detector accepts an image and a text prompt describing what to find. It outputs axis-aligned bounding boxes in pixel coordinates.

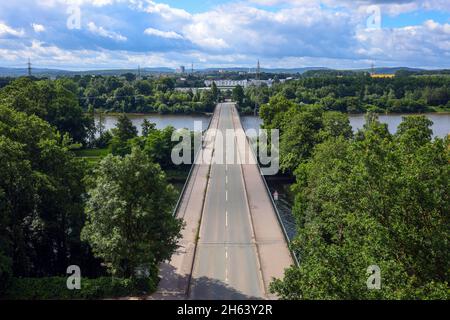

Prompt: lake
[97,113,449,138]
[241,113,450,138]
[96,112,448,240]
[95,113,211,135]
[241,112,450,240]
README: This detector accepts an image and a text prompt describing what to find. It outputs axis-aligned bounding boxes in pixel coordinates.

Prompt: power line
[27,58,32,77]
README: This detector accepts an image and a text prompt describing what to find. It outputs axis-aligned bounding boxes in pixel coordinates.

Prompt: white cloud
[0,22,25,37]
[32,23,46,32]
[36,0,116,7]
[356,19,450,64]
[87,21,127,41]
[144,1,191,21]
[181,3,354,56]
[144,27,183,39]
[0,0,449,69]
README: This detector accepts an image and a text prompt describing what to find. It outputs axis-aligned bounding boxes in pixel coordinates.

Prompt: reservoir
[241,113,450,138]
[96,112,448,240]
[97,112,449,138]
[96,113,211,135]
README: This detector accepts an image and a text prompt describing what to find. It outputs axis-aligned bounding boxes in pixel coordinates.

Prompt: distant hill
[0,67,174,77]
[0,66,329,77]
[353,67,424,74]
[199,67,329,74]
[0,66,448,78]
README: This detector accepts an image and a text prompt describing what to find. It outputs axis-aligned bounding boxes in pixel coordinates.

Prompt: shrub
[2,276,157,300]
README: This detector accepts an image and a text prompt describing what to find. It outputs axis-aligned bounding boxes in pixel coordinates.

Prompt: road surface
[153,102,293,300]
[189,103,264,299]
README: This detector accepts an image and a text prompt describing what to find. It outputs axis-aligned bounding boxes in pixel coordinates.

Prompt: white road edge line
[226,210,228,227]
[225,247,229,282]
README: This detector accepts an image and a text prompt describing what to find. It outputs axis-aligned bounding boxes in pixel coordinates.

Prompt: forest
[0,72,448,300]
[0,74,218,117]
[258,94,449,299]
[235,73,450,115]
[0,76,204,299]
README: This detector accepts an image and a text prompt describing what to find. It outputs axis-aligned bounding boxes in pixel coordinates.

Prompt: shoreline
[87,110,450,117]
[90,111,213,117]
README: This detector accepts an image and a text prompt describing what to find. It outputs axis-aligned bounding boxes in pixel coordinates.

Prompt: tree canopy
[81,148,182,277]
[270,115,449,299]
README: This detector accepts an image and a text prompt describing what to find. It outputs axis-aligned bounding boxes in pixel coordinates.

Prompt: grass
[429,106,450,113]
[3,276,156,300]
[74,147,111,158]
[165,166,190,182]
[74,147,111,167]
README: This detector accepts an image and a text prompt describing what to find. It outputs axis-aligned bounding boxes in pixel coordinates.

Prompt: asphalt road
[189,103,264,300]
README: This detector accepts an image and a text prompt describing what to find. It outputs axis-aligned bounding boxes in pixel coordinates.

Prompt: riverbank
[91,111,213,117]
[241,112,450,138]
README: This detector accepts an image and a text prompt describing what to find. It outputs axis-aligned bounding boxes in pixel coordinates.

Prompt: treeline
[0,76,219,147]
[74,74,217,114]
[241,73,450,114]
[261,97,450,299]
[0,73,218,118]
[232,84,271,115]
[0,77,200,298]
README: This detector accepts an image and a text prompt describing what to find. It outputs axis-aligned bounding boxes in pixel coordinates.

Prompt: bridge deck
[153,103,293,300]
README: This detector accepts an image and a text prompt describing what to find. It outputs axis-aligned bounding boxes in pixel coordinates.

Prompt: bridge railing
[171,109,215,217]
[238,114,300,267]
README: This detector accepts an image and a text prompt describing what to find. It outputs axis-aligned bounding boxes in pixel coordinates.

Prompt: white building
[204,79,274,88]
[204,79,248,88]
[176,66,186,74]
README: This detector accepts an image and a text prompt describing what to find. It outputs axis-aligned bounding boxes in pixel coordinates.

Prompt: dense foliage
[3,276,154,300]
[264,97,450,298]
[74,74,216,114]
[82,148,182,278]
[0,78,94,144]
[248,74,449,114]
[0,75,217,145]
[0,80,185,299]
[260,95,353,173]
[0,105,101,283]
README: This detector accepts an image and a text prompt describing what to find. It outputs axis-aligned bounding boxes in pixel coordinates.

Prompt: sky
[0,0,449,70]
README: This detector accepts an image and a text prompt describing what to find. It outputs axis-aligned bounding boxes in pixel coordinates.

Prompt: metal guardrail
[171,110,215,217]
[238,113,300,267]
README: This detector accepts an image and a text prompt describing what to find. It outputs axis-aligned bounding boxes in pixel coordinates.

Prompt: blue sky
[0,0,449,70]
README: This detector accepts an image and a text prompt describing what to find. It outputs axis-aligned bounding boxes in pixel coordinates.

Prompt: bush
[0,253,12,295]
[2,276,157,300]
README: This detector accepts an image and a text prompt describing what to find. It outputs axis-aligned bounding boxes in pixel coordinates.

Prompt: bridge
[153,102,293,300]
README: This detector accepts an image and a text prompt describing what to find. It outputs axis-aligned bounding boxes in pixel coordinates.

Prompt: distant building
[176,66,186,74]
[248,79,274,87]
[204,79,275,89]
[279,77,294,83]
[204,79,248,88]
[175,87,211,93]
[371,73,395,78]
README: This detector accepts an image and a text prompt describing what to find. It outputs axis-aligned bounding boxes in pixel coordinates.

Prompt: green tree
[232,85,245,106]
[0,105,91,278]
[141,126,177,169]
[82,148,182,277]
[278,107,353,173]
[270,116,449,299]
[141,119,156,137]
[211,82,219,102]
[259,94,296,130]
[0,78,92,144]
[111,114,138,156]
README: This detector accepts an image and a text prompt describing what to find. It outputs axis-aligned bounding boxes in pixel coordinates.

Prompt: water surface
[241,113,450,138]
